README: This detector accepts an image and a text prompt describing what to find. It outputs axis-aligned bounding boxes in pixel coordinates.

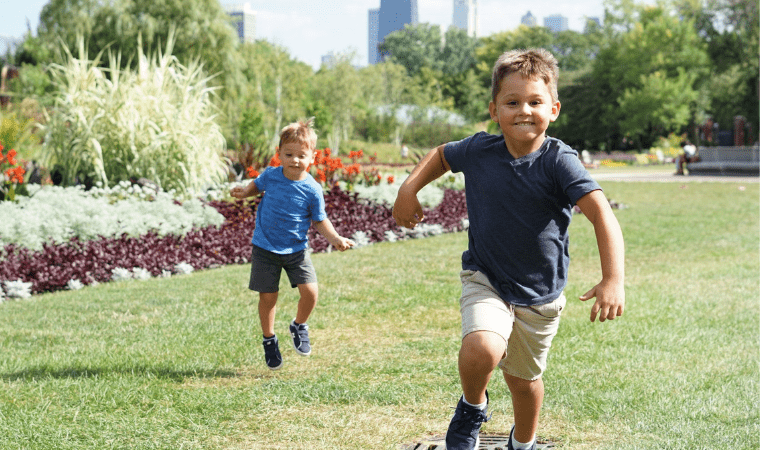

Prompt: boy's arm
[313,218,355,251]
[576,189,626,322]
[393,144,451,229]
[230,179,260,199]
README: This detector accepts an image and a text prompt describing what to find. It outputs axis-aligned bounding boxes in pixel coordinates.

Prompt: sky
[1,0,606,69]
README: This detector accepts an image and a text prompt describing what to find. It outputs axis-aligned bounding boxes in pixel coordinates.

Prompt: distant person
[393,48,625,450]
[231,119,355,370]
[401,143,409,159]
[674,140,698,175]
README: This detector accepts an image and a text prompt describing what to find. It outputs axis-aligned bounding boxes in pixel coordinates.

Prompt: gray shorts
[249,245,317,293]
[459,270,566,380]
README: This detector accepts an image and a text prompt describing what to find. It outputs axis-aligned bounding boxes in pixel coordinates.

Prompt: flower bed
[0,185,468,298]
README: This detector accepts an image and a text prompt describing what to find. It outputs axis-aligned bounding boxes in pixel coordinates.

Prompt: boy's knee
[504,373,542,393]
[461,331,506,365]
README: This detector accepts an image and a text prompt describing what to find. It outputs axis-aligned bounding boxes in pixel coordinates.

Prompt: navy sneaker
[289,320,311,356]
[507,425,537,450]
[262,335,283,370]
[445,392,490,450]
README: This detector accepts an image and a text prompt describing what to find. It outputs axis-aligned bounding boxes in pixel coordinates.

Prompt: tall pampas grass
[41,31,228,197]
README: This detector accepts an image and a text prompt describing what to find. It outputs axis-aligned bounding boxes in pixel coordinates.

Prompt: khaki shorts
[459,270,566,380]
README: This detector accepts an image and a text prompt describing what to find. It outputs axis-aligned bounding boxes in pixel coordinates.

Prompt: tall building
[224,3,256,44]
[520,11,537,27]
[374,0,419,62]
[368,8,381,65]
[452,0,478,37]
[544,14,568,33]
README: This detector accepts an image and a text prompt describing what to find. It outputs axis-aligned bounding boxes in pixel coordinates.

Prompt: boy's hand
[393,189,424,229]
[580,279,625,322]
[330,237,355,252]
[230,186,246,199]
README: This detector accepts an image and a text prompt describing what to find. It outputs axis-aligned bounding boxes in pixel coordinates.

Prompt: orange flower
[7,149,17,166]
[5,166,25,184]
[269,153,281,167]
[246,166,260,178]
[387,175,395,184]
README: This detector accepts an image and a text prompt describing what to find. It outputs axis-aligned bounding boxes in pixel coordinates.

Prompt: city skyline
[3,0,606,69]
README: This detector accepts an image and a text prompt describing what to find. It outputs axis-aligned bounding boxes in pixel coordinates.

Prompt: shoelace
[450,405,491,432]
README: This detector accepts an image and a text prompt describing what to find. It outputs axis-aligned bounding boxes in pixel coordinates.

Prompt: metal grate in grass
[401,433,557,449]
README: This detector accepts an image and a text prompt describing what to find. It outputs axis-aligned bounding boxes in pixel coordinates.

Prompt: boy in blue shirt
[393,48,625,450]
[231,119,354,370]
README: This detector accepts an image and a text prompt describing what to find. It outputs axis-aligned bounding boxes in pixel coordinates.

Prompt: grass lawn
[1,180,758,449]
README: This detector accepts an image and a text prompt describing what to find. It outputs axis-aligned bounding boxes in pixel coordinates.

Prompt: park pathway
[590,169,759,183]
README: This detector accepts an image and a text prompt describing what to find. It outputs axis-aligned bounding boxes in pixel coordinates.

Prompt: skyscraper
[452,0,478,37]
[368,8,381,65]
[374,0,419,62]
[521,11,537,27]
[224,3,256,44]
[544,14,569,33]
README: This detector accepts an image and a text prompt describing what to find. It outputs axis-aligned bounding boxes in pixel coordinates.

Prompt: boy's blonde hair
[491,48,559,103]
[279,118,318,151]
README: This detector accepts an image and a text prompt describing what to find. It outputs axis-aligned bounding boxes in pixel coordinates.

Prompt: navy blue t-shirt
[444,132,601,306]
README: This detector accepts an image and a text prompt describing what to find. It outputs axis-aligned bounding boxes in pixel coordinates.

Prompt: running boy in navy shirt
[231,119,354,370]
[393,48,625,450]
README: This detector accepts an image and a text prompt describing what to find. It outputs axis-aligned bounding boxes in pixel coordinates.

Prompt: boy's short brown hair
[491,48,559,103]
[279,118,318,151]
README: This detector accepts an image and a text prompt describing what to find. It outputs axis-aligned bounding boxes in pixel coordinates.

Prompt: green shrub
[403,120,472,149]
[40,36,228,197]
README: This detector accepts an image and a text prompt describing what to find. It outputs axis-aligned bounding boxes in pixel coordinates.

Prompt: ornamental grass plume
[41,32,228,197]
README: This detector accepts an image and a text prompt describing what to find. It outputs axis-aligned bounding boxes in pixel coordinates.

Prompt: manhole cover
[401,433,557,449]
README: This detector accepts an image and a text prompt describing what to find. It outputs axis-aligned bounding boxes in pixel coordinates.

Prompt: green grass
[1,180,758,449]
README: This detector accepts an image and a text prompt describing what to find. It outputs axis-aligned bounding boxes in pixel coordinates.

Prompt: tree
[475,25,554,95]
[239,41,311,150]
[37,0,243,88]
[378,23,444,76]
[676,0,759,140]
[587,3,710,148]
[311,52,361,152]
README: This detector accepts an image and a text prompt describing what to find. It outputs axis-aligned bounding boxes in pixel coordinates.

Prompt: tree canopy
[7,0,758,153]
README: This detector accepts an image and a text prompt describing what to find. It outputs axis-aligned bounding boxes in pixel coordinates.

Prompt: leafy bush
[41,36,228,196]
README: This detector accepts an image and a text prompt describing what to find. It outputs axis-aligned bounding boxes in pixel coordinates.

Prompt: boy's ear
[550,101,561,122]
[488,101,497,121]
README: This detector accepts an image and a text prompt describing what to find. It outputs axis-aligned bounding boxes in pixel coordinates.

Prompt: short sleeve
[555,148,602,205]
[445,133,480,173]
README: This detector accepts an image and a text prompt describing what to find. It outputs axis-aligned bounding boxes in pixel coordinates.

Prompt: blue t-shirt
[444,132,602,306]
[252,167,327,254]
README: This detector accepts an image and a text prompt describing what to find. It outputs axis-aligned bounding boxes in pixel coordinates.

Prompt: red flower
[387,175,395,184]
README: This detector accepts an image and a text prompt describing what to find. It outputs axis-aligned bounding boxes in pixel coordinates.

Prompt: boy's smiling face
[489,72,560,158]
[279,142,315,180]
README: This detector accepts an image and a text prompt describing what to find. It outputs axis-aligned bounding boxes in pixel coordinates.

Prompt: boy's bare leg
[458,331,506,404]
[295,283,318,324]
[504,373,543,443]
[258,292,278,337]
